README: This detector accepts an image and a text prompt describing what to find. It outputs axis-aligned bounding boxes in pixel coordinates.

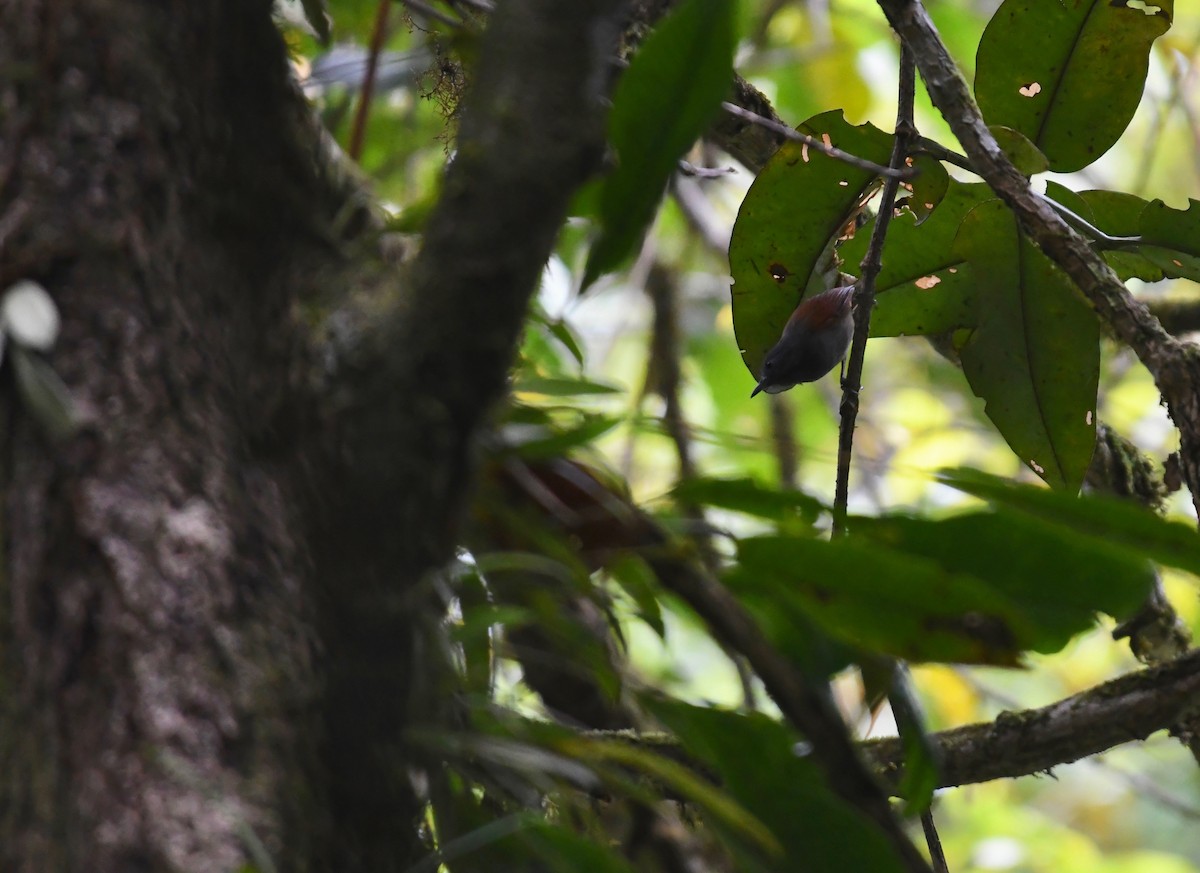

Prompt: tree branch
[309,0,628,865]
[864,648,1200,790]
[834,44,916,531]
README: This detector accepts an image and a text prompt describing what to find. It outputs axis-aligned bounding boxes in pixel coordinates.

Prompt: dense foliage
[268,0,1200,869]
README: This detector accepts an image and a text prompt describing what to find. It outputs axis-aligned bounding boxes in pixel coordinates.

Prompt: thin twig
[720,101,915,180]
[910,135,972,172]
[828,46,949,866]
[891,663,950,873]
[833,45,916,531]
[769,395,799,488]
[921,810,950,873]
[348,0,391,161]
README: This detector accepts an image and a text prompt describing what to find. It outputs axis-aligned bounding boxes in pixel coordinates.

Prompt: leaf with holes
[902,154,949,225]
[729,111,893,377]
[838,180,991,337]
[1138,198,1200,283]
[975,0,1173,172]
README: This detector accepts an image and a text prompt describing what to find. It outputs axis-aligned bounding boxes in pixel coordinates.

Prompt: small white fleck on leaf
[1030,459,1045,475]
[1086,410,1093,425]
[915,275,941,290]
[1018,82,1042,97]
[2,280,61,351]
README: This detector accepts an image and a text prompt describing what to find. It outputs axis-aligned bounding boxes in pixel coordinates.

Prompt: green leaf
[606,552,665,637]
[504,414,622,460]
[940,468,1200,579]
[840,180,991,337]
[544,319,585,368]
[647,701,909,873]
[852,513,1153,653]
[952,199,1098,490]
[732,502,1155,664]
[582,0,739,288]
[518,823,640,873]
[512,375,623,396]
[671,476,824,523]
[724,575,861,680]
[988,125,1048,176]
[565,736,782,859]
[408,813,543,873]
[731,535,1032,665]
[903,154,950,225]
[1043,185,1200,283]
[1137,198,1200,283]
[11,347,79,442]
[729,111,893,376]
[1044,184,1164,282]
[975,0,1173,172]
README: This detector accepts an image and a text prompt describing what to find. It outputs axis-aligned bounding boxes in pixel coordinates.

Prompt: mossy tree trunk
[0,0,622,870]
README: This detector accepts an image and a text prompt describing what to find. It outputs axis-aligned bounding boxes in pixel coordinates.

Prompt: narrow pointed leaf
[940,468,1200,578]
[647,701,910,873]
[583,0,739,287]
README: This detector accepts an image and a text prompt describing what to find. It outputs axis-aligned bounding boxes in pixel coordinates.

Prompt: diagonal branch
[660,564,933,873]
[864,648,1200,790]
[875,0,1200,519]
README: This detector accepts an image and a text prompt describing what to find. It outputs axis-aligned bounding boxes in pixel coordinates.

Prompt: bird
[750,285,856,398]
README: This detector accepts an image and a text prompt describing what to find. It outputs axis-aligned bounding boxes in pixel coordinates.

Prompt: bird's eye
[763,360,774,370]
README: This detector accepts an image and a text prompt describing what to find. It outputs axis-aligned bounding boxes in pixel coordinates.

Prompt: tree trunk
[0,0,624,869]
[0,1,348,869]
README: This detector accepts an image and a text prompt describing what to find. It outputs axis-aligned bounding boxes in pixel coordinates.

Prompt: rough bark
[1,0,629,869]
[864,648,1200,791]
[0,1,332,869]
[308,0,627,866]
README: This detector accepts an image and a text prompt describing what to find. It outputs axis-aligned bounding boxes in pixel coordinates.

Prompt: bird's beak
[750,381,765,398]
